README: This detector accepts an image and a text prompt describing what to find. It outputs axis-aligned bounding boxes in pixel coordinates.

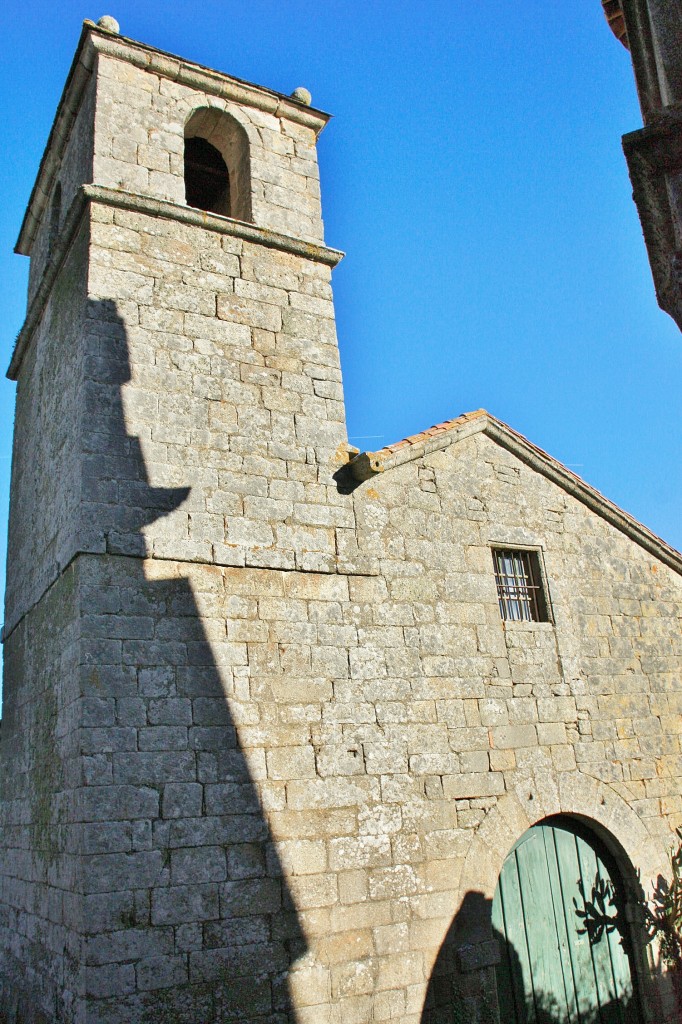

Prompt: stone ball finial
[291,87,312,107]
[97,15,120,33]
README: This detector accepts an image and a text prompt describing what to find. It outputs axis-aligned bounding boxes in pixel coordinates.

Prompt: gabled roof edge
[348,411,682,575]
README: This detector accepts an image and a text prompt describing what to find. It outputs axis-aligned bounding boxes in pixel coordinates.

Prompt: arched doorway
[492,817,642,1023]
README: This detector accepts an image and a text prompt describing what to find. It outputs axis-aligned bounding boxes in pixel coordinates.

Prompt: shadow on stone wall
[75,299,307,1023]
[420,888,643,1024]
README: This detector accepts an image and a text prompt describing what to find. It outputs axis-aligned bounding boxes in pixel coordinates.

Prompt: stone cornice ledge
[8,184,344,380]
[349,411,682,575]
[86,26,331,134]
[83,185,344,266]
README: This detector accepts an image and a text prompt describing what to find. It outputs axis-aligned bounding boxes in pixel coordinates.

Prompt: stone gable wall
[351,433,682,833]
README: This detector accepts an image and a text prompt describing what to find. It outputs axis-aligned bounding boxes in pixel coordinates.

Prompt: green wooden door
[492,820,641,1024]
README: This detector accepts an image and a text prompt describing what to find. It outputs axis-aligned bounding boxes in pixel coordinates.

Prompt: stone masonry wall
[8,199,347,632]
[351,433,682,835]
[5,223,89,631]
[9,428,675,1023]
[0,565,83,1024]
[5,376,679,1024]
[34,426,681,1023]
[94,53,325,244]
[84,203,349,573]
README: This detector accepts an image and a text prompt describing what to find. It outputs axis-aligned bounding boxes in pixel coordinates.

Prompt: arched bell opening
[183,107,252,223]
[183,137,230,216]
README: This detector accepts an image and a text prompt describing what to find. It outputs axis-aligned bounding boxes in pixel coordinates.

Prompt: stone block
[85,962,136,998]
[171,847,227,885]
[442,773,505,799]
[221,878,282,916]
[83,851,167,893]
[275,839,327,876]
[490,725,538,749]
[266,746,317,780]
[328,836,392,871]
[86,926,175,966]
[78,785,159,822]
[538,722,568,746]
[151,885,220,926]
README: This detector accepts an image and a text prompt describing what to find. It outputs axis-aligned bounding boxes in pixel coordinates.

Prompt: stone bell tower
[0,16,349,1023]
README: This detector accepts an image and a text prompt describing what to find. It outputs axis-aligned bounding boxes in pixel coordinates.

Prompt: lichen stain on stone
[333,442,354,467]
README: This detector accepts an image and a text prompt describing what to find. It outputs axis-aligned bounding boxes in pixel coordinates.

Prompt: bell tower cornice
[17,18,331,258]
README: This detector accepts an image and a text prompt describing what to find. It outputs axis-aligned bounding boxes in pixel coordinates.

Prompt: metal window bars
[492,549,543,622]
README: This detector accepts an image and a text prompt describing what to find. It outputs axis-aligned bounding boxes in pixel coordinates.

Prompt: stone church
[0,8,681,1024]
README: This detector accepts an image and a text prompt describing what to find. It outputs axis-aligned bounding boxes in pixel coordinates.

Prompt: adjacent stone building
[0,16,681,1024]
[603,0,682,330]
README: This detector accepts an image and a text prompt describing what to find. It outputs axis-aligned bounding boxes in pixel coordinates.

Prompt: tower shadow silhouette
[75,298,307,1023]
[420,885,644,1024]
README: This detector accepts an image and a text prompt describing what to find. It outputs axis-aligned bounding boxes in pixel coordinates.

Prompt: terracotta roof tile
[375,410,487,457]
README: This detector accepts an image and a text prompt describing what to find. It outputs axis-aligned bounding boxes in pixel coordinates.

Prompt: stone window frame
[490,544,553,624]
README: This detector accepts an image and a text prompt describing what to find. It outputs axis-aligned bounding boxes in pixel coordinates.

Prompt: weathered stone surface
[1,18,682,1024]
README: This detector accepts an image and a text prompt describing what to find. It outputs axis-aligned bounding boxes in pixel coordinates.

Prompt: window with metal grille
[492,548,549,622]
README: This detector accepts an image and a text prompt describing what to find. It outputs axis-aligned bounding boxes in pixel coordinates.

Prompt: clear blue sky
[0,1,680,665]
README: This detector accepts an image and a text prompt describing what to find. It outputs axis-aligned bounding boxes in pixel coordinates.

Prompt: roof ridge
[347,410,682,575]
[373,409,488,457]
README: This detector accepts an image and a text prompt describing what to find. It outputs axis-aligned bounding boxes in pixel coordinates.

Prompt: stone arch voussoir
[459,768,669,905]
